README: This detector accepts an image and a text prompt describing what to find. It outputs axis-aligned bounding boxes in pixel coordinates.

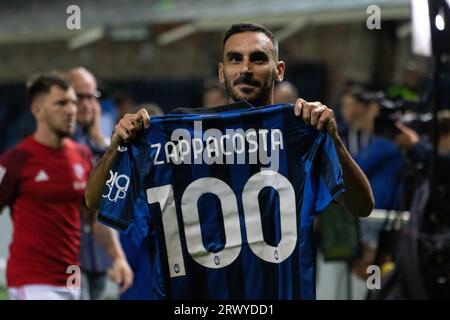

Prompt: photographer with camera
[340,85,405,211]
[338,85,405,281]
[394,110,450,176]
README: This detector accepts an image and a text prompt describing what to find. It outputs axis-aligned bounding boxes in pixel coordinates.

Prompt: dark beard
[224,73,274,107]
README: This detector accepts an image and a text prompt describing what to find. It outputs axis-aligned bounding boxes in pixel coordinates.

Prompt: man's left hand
[108,256,134,294]
[294,98,338,138]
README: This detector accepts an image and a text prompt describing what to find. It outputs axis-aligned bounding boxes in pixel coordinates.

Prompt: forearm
[84,142,118,210]
[332,134,374,217]
[93,222,126,260]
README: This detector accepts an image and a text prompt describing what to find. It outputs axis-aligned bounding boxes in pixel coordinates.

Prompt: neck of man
[34,125,65,149]
[228,93,274,107]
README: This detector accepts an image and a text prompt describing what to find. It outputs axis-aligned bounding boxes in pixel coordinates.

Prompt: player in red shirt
[0,73,133,300]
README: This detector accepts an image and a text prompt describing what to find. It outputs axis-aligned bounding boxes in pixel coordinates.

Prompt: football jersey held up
[99,103,344,299]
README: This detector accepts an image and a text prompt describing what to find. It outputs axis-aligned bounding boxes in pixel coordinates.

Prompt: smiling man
[219,26,283,107]
[84,23,374,299]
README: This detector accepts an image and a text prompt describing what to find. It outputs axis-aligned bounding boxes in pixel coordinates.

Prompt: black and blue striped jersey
[98,102,344,300]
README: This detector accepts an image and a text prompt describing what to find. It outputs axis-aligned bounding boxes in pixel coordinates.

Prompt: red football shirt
[0,136,92,287]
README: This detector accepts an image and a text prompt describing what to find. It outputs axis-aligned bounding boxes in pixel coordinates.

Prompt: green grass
[0,287,8,300]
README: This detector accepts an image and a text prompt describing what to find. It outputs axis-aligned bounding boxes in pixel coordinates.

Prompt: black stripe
[98,213,128,231]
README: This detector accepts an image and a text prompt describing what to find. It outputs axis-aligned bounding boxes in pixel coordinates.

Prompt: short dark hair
[222,22,278,58]
[26,72,71,104]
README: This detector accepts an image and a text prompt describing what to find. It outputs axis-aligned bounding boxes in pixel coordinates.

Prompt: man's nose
[240,58,252,74]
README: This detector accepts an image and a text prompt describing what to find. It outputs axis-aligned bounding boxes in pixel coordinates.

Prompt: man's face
[219,31,284,107]
[71,74,98,129]
[340,94,365,126]
[36,86,77,138]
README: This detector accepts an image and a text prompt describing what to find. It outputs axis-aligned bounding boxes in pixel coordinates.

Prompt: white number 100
[146,170,297,278]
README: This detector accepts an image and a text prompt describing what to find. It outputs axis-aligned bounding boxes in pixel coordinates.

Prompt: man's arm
[0,150,25,213]
[84,108,150,210]
[294,99,374,217]
[91,219,133,293]
[331,135,374,217]
[80,205,134,293]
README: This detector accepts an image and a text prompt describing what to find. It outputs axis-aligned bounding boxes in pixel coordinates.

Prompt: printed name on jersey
[151,121,284,170]
[34,169,49,182]
[102,170,130,202]
[0,165,6,185]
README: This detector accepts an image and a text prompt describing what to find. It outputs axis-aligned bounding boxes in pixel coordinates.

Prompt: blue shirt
[98,103,344,299]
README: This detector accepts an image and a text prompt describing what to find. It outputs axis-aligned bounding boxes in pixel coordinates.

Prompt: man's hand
[88,100,108,147]
[112,108,151,147]
[294,98,338,138]
[394,121,419,150]
[108,256,134,294]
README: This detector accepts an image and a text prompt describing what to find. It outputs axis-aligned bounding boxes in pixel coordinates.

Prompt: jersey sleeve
[0,149,27,210]
[97,145,151,247]
[314,133,345,213]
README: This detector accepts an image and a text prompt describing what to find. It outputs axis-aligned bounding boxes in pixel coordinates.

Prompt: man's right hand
[111,108,151,147]
[394,121,419,150]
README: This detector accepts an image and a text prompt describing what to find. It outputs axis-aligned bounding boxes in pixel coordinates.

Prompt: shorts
[8,284,81,300]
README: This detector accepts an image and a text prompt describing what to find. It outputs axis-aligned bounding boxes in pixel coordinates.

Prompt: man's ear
[276,61,286,82]
[31,99,43,120]
[218,62,225,84]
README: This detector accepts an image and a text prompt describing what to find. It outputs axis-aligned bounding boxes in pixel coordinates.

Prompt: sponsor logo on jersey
[73,181,87,190]
[102,170,130,202]
[34,170,49,182]
[73,163,85,180]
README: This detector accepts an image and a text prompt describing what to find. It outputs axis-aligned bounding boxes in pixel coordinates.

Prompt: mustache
[233,74,261,87]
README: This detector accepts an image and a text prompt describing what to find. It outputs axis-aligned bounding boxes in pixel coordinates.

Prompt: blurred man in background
[274,80,299,104]
[0,73,132,299]
[114,93,136,120]
[68,67,131,300]
[201,79,228,108]
[69,68,109,155]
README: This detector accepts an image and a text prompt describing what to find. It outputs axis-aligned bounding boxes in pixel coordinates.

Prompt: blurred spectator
[0,73,131,299]
[395,110,450,180]
[202,79,228,108]
[339,85,404,210]
[338,85,405,285]
[114,93,136,120]
[68,68,109,155]
[0,73,87,299]
[338,84,373,156]
[274,81,299,104]
[141,103,163,117]
[386,61,425,102]
[68,67,116,300]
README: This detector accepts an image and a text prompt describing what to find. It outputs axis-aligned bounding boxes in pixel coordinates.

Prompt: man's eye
[252,57,267,64]
[228,55,241,63]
